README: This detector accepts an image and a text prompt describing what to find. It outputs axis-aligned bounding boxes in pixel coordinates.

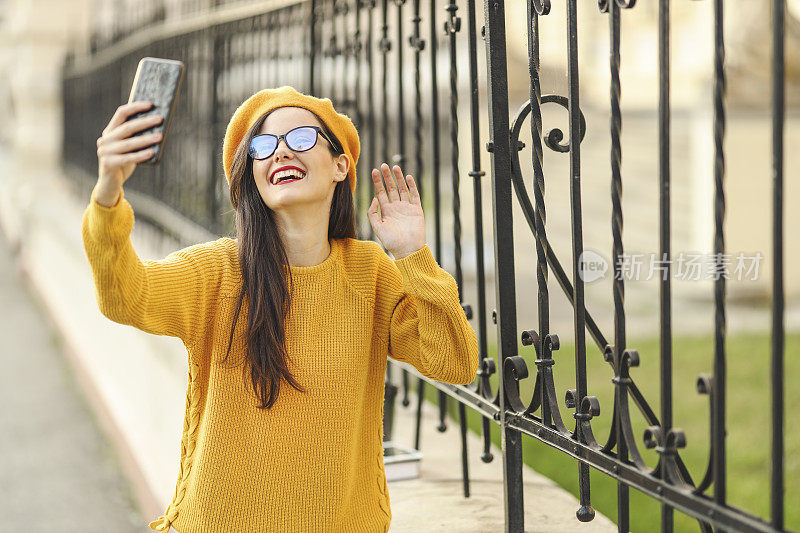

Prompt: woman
[84,86,479,532]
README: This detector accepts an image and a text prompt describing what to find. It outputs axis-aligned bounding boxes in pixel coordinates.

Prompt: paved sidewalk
[0,230,145,532]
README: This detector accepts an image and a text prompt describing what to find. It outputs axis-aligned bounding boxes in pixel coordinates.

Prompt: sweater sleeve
[381,244,479,385]
[80,184,224,347]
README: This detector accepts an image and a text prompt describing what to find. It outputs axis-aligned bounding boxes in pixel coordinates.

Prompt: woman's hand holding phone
[94,100,163,207]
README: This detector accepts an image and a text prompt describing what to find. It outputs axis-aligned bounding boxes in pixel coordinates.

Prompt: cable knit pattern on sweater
[80,184,479,532]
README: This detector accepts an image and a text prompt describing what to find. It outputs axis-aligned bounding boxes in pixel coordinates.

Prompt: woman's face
[251,106,348,213]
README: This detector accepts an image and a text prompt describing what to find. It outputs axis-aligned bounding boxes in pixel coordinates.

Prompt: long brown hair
[223,107,357,409]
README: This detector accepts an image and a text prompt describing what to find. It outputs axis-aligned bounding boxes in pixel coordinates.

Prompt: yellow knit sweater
[80,185,479,533]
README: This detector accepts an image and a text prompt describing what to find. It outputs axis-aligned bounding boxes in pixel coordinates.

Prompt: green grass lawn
[410,331,798,532]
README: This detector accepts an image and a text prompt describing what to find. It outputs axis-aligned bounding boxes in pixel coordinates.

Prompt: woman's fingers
[97,132,162,159]
[102,101,153,137]
[102,114,163,144]
[371,167,390,206]
[381,163,400,202]
[98,147,155,177]
[373,162,418,207]
[379,163,401,203]
[107,147,156,166]
[406,173,420,205]
[391,165,411,202]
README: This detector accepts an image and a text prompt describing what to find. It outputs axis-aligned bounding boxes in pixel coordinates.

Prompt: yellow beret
[222,86,360,194]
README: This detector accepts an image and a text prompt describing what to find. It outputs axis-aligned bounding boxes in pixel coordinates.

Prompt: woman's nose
[273,139,293,160]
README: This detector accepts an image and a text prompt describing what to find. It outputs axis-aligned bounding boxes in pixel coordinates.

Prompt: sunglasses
[248,125,339,160]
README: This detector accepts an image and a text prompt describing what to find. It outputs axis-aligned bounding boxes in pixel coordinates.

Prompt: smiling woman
[222,99,356,417]
[83,85,479,532]
[248,108,350,221]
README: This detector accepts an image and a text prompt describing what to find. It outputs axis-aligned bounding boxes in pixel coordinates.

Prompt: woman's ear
[334,153,350,181]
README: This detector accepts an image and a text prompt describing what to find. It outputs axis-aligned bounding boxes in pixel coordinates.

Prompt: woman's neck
[273,204,332,267]
[280,233,331,268]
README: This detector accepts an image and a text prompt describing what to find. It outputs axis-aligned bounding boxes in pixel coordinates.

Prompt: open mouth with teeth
[271,169,306,185]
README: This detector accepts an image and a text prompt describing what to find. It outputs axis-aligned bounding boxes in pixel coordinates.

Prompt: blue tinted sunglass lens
[286,127,318,151]
[250,136,277,159]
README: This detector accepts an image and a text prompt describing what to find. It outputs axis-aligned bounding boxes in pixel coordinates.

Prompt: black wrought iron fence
[61,0,791,531]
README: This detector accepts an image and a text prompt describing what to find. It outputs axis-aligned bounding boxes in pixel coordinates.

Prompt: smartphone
[126,57,185,166]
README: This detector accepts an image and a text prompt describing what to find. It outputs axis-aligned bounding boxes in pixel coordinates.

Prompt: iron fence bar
[603,0,630,530]
[711,0,727,526]
[353,0,365,219]
[326,1,336,100]
[380,0,390,166]
[658,0,674,531]
[429,0,441,258]
[528,0,548,483]
[366,0,377,241]
[464,0,492,476]
[440,0,472,499]
[246,28,255,100]
[210,30,222,232]
[270,13,279,88]
[561,0,596,523]
[418,0,440,444]
[342,0,352,108]
[483,0,524,530]
[310,0,317,93]
[770,0,785,529]
[322,1,330,97]
[379,0,394,396]
[226,29,236,219]
[412,0,444,453]
[395,0,406,168]
[431,1,451,437]
[396,0,407,437]
[440,0,462,454]
[395,0,411,428]
[411,0,423,188]
[404,0,425,434]
[337,0,346,104]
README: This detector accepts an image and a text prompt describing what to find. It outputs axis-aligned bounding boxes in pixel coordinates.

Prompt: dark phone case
[126,57,185,166]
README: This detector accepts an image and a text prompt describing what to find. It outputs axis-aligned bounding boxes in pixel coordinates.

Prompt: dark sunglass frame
[248,125,339,160]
